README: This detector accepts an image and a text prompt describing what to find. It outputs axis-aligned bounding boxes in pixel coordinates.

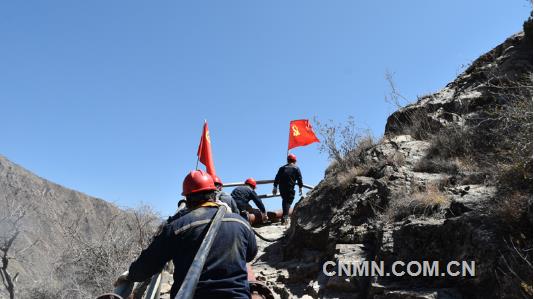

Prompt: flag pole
[286,120,290,158]
[196,120,207,170]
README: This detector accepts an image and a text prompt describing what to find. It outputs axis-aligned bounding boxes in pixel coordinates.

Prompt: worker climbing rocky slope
[253,18,532,299]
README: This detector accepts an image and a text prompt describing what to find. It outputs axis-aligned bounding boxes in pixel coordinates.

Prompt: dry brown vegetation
[334,165,371,186]
[384,71,439,140]
[25,205,161,299]
[381,183,451,222]
[314,116,377,176]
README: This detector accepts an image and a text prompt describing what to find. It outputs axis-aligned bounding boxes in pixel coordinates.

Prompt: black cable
[251,224,296,243]
[252,228,285,242]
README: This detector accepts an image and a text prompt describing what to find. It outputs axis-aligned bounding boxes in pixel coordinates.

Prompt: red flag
[288,119,320,150]
[197,121,216,176]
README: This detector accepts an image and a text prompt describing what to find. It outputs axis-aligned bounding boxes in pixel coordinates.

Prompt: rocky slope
[0,155,133,297]
[255,19,532,299]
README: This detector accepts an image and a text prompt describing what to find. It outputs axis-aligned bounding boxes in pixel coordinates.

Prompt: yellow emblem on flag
[292,125,301,137]
[206,131,211,143]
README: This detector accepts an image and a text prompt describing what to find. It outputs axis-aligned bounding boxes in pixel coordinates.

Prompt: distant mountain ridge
[0,155,126,295]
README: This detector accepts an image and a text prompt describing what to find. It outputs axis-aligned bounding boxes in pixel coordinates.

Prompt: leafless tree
[384,70,411,109]
[49,204,161,299]
[313,116,375,174]
[0,195,37,299]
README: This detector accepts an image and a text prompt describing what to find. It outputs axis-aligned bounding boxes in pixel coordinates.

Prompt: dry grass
[414,157,460,174]
[381,184,451,222]
[386,151,406,167]
[315,116,377,176]
[492,191,531,231]
[335,165,371,186]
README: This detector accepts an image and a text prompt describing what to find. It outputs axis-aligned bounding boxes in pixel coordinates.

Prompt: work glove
[272,187,278,195]
[299,188,303,196]
[113,271,131,287]
[261,213,268,223]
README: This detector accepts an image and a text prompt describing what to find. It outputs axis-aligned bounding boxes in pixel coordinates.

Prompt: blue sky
[0,1,530,216]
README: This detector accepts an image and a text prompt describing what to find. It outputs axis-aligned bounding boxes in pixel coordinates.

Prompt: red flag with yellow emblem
[288,119,320,150]
[197,121,216,175]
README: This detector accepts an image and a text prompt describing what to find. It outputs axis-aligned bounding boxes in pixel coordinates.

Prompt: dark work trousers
[280,189,295,218]
[235,200,254,220]
[235,200,254,213]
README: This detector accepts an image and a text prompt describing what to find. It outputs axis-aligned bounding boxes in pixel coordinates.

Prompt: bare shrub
[23,280,62,299]
[426,126,474,159]
[384,71,437,140]
[30,204,161,299]
[483,71,533,297]
[495,235,533,299]
[381,183,450,222]
[412,124,475,176]
[484,78,533,299]
[467,73,533,170]
[492,79,533,193]
[384,70,411,109]
[314,116,376,175]
[398,108,436,140]
[493,192,532,227]
[0,195,38,299]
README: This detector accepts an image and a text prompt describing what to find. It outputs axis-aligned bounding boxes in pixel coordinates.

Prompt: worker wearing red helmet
[120,170,257,299]
[273,153,303,224]
[212,174,239,213]
[231,178,267,221]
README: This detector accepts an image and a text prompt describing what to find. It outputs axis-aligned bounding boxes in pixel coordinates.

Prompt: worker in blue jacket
[273,153,303,224]
[117,170,257,299]
[231,178,267,222]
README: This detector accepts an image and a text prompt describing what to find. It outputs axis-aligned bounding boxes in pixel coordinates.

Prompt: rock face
[276,19,532,299]
[385,25,532,138]
[0,155,127,295]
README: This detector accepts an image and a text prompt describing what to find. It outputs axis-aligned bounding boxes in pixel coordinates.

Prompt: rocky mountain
[0,155,157,298]
[1,16,531,299]
[254,18,532,299]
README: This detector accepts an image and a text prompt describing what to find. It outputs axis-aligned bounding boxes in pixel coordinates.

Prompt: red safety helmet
[212,175,223,186]
[287,153,297,163]
[182,170,217,196]
[245,178,257,189]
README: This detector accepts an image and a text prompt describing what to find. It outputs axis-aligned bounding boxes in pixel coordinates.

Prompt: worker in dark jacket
[213,174,240,214]
[117,170,257,299]
[273,153,303,224]
[231,178,267,221]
